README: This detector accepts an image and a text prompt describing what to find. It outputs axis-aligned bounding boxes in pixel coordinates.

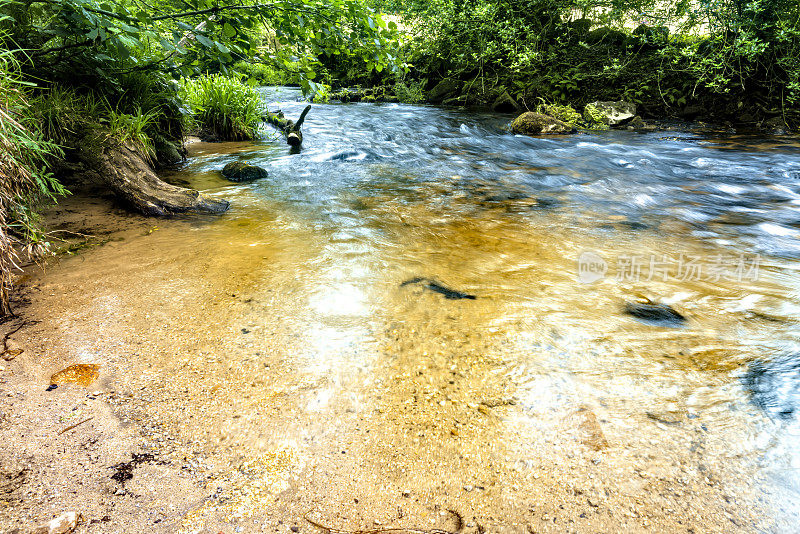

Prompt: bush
[233,61,299,86]
[180,75,266,141]
[0,49,67,315]
[394,78,425,103]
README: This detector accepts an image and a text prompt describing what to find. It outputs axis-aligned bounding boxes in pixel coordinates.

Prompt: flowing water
[21,87,800,531]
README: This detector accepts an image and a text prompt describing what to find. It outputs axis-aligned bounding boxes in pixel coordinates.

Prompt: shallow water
[25,87,800,531]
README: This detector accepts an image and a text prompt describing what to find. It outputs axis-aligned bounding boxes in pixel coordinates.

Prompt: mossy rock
[152,134,184,167]
[585,27,626,44]
[511,112,576,135]
[428,79,461,103]
[492,90,520,113]
[221,161,268,182]
[584,101,636,126]
[569,18,593,35]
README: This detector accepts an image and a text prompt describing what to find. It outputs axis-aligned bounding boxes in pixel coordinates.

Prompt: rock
[624,301,686,326]
[492,90,520,113]
[50,364,100,387]
[569,18,592,35]
[152,135,184,167]
[427,79,461,104]
[678,105,704,119]
[585,27,626,44]
[511,112,576,135]
[625,115,652,131]
[2,339,23,360]
[584,101,636,126]
[743,353,800,420]
[762,116,789,135]
[33,511,81,534]
[221,161,268,182]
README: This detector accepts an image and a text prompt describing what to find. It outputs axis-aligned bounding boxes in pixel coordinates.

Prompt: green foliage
[538,102,582,125]
[0,22,67,313]
[106,107,158,162]
[233,61,300,86]
[394,78,425,103]
[180,74,266,140]
[3,0,404,98]
[583,104,606,124]
[384,0,799,124]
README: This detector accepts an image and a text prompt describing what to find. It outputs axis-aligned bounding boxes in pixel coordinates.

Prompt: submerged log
[72,128,229,216]
[264,105,311,146]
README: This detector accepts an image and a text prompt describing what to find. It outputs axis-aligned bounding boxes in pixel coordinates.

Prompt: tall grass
[106,106,158,163]
[180,75,265,141]
[0,46,67,316]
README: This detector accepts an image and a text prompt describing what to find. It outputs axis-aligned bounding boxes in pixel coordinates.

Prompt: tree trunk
[73,129,229,216]
[264,105,311,146]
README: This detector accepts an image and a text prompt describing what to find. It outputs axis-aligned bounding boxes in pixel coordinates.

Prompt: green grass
[180,75,266,141]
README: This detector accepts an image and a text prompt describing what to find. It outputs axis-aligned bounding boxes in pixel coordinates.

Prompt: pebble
[464,485,474,492]
[32,511,81,534]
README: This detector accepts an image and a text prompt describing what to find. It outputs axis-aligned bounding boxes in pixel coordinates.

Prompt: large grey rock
[221,161,268,182]
[585,100,637,126]
[511,112,576,135]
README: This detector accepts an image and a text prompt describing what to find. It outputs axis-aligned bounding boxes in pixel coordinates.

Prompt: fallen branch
[264,105,312,146]
[58,417,94,435]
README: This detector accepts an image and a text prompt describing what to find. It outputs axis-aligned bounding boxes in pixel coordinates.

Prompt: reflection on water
[33,87,800,529]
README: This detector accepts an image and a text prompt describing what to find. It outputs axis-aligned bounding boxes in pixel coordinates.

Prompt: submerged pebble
[50,364,100,387]
[624,301,686,326]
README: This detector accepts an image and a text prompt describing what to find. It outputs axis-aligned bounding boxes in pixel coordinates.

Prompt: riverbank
[3,108,800,531]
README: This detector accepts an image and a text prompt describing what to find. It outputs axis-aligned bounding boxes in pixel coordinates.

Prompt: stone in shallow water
[221,161,268,182]
[624,301,686,327]
[511,112,576,135]
[743,353,800,420]
[50,364,100,387]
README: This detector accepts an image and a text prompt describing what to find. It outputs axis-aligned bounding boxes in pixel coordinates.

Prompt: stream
[23,87,800,531]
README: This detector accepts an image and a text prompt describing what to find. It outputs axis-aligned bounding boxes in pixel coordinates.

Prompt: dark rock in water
[624,301,686,326]
[492,90,520,113]
[743,354,800,420]
[401,277,477,300]
[221,161,268,182]
[511,112,576,136]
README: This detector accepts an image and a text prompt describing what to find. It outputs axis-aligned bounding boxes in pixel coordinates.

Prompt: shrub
[394,79,425,103]
[180,75,266,141]
[0,50,67,315]
[233,61,299,86]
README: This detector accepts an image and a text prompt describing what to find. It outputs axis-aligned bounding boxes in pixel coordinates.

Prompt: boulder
[585,100,637,126]
[221,161,268,182]
[491,90,520,113]
[510,112,576,135]
[427,79,461,104]
[585,27,626,44]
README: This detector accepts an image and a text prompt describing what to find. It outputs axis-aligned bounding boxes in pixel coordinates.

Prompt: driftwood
[264,104,311,146]
[71,128,229,216]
